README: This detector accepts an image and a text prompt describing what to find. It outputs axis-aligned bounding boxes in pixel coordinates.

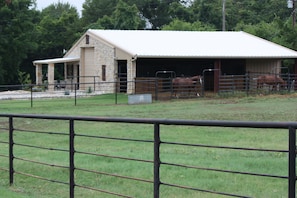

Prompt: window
[67,64,73,77]
[86,35,89,44]
[102,65,106,81]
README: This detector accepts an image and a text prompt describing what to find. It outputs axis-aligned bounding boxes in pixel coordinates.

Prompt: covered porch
[33,57,80,91]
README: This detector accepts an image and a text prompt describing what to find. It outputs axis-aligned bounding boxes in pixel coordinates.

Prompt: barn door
[81,47,95,89]
[117,60,127,93]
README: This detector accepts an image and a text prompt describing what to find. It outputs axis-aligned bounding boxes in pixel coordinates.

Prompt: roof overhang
[134,55,297,59]
[33,57,80,65]
[87,30,297,59]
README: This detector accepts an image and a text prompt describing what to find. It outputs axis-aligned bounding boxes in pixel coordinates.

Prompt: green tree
[37,2,81,58]
[135,0,181,29]
[235,20,280,42]
[82,0,192,30]
[0,0,37,84]
[168,1,193,22]
[189,0,222,30]
[162,19,215,31]
[82,0,118,25]
[110,0,145,29]
[187,0,291,31]
[86,0,145,30]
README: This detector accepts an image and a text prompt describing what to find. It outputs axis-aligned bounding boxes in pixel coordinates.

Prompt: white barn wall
[115,48,135,94]
[246,59,281,74]
[246,59,282,90]
[65,34,117,93]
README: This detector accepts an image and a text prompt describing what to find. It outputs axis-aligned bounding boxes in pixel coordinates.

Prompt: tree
[85,0,145,30]
[82,0,193,30]
[0,0,37,84]
[37,2,81,58]
[189,0,222,30]
[168,1,193,22]
[110,0,145,29]
[162,19,215,31]
[134,0,181,29]
[81,0,118,25]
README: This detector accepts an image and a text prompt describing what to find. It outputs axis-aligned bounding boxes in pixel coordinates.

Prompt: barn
[33,29,297,94]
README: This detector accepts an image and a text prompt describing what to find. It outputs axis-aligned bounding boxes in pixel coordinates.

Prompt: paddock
[0,114,296,197]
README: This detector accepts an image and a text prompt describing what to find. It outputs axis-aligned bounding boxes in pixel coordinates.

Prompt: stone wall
[65,33,118,93]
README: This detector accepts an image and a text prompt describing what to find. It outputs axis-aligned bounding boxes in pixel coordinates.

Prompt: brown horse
[172,75,202,98]
[257,75,287,90]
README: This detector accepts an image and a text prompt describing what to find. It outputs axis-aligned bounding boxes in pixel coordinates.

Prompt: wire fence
[0,114,296,197]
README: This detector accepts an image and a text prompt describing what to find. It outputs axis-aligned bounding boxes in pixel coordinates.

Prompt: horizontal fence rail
[0,73,296,107]
[0,114,296,197]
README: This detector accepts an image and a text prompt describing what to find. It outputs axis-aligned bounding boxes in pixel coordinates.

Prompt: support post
[69,119,75,198]
[155,79,158,101]
[154,123,161,198]
[214,60,221,93]
[9,116,14,185]
[47,63,55,91]
[35,64,43,85]
[288,126,296,198]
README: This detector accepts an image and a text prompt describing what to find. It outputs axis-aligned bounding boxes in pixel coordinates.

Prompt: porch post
[64,62,68,80]
[73,64,78,86]
[35,64,43,85]
[47,63,55,91]
[126,59,136,94]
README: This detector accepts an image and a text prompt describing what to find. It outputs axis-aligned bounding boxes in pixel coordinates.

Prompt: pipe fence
[0,73,296,107]
[0,114,296,197]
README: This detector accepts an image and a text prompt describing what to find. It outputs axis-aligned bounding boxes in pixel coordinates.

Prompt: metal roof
[33,57,80,65]
[88,29,297,59]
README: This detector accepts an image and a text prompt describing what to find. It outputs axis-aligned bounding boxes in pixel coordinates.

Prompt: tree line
[0,0,296,85]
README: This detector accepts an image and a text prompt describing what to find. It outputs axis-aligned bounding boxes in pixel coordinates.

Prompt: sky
[35,0,84,15]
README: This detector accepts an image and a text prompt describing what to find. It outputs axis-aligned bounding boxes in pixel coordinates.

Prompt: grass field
[0,93,297,197]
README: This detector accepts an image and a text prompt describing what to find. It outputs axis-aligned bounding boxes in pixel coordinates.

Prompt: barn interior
[135,58,246,91]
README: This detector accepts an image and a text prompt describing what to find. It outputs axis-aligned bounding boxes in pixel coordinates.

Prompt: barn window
[102,65,106,81]
[67,64,73,76]
[86,35,89,44]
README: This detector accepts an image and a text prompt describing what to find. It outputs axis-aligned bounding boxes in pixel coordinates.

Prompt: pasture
[0,93,297,197]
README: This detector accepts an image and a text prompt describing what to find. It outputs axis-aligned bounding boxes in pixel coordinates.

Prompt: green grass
[0,93,297,197]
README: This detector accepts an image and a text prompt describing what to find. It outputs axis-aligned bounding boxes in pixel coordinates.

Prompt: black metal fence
[0,114,296,197]
[218,73,297,96]
[0,81,126,107]
[0,73,296,107]
[135,73,297,98]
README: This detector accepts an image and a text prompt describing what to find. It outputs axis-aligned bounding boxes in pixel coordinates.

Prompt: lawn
[0,93,297,197]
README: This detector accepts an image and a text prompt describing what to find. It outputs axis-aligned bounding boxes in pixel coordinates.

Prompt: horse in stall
[172,75,202,98]
[257,75,287,91]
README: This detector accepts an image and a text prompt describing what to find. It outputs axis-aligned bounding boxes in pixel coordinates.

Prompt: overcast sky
[35,0,84,14]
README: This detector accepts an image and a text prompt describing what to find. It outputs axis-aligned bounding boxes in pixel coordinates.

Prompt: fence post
[232,75,235,94]
[288,73,291,93]
[288,126,296,198]
[115,78,118,105]
[155,79,158,101]
[74,84,77,106]
[9,116,14,185]
[245,73,249,96]
[69,119,75,198]
[93,76,96,92]
[30,85,33,108]
[154,123,161,198]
